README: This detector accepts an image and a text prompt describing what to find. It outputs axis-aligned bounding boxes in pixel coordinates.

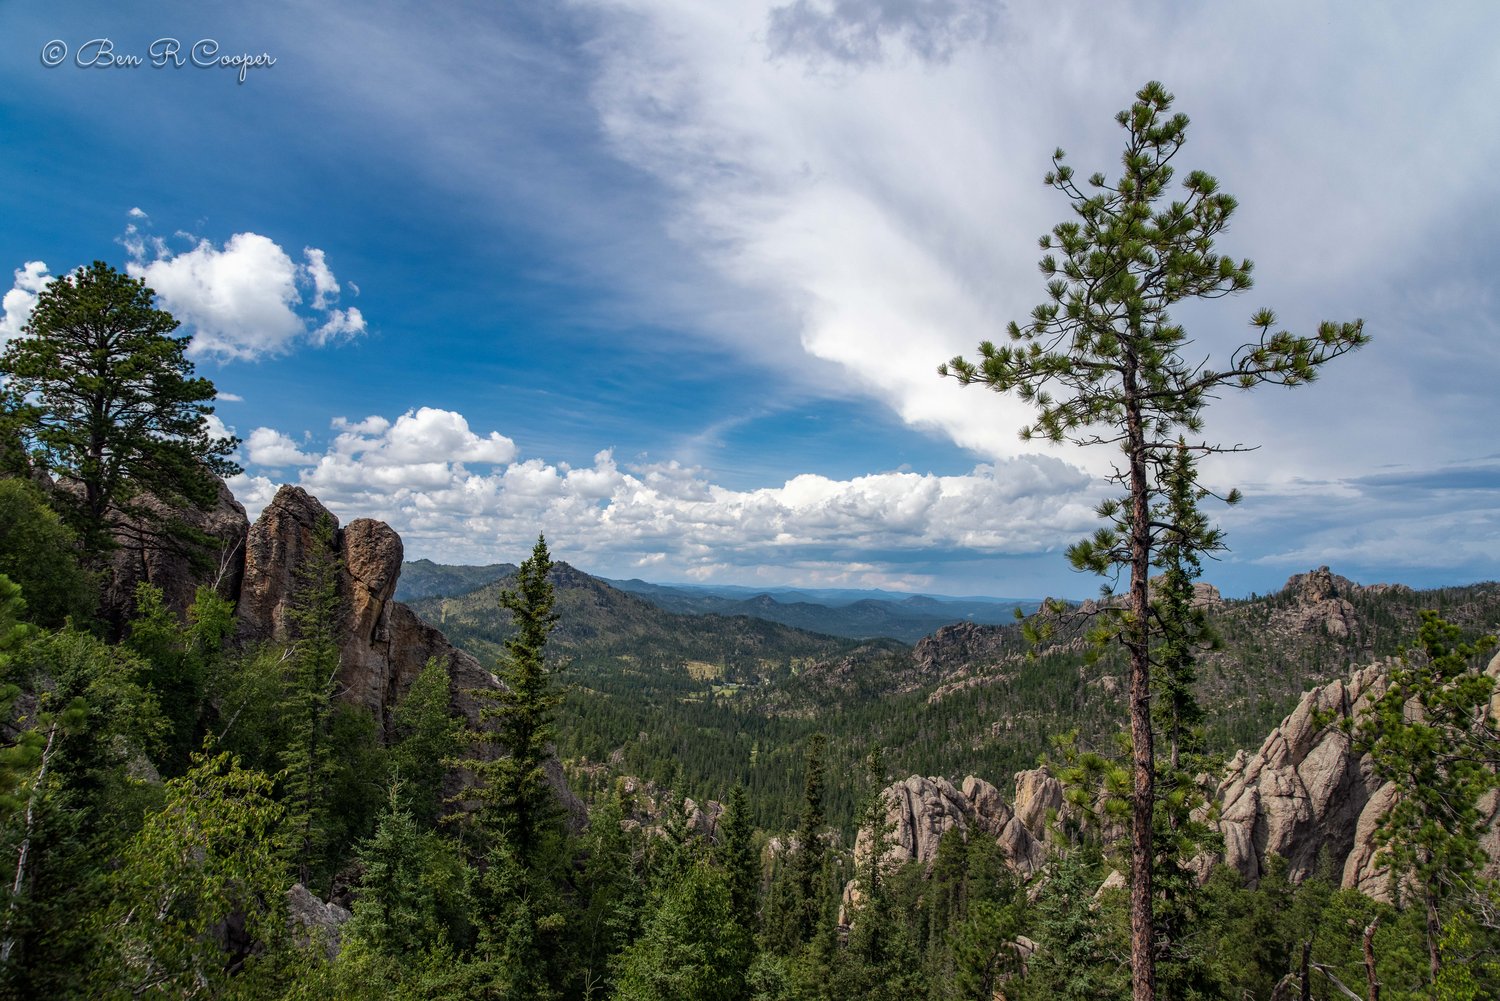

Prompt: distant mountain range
[396,559,517,602]
[400,558,1500,833]
[396,560,1038,643]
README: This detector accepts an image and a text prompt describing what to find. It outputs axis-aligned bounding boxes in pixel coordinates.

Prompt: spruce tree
[941,80,1367,999]
[281,516,344,889]
[469,534,562,865]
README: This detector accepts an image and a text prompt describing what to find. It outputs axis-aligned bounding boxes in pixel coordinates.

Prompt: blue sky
[2,1,1497,598]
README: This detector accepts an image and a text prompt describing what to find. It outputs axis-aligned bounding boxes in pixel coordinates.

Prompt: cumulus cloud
[112,219,367,360]
[245,427,317,468]
[311,307,366,345]
[232,406,1103,589]
[0,261,51,345]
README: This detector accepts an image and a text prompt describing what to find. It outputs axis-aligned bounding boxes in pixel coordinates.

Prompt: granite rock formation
[234,485,494,732]
[855,774,1046,879]
[852,650,1500,907]
[101,477,249,630]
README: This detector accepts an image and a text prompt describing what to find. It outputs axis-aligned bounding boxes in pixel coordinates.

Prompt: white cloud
[0,261,51,345]
[217,391,245,402]
[576,0,1500,485]
[245,427,317,467]
[311,307,366,344]
[119,229,366,360]
[302,247,341,309]
[233,406,1103,588]
[127,206,148,219]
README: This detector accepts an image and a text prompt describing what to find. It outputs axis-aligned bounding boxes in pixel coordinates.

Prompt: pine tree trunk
[1125,366,1156,1001]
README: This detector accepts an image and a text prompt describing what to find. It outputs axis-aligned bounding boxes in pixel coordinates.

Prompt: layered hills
[404,558,1500,834]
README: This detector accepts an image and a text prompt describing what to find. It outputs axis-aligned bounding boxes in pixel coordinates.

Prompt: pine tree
[0,261,239,560]
[719,784,761,942]
[1354,612,1499,987]
[388,656,462,826]
[940,80,1367,1000]
[790,733,828,948]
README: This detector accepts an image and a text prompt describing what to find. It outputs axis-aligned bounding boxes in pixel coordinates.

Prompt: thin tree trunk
[1425,891,1440,987]
[1301,938,1312,1001]
[1125,362,1156,1001]
[2,719,60,965]
[1363,917,1379,1001]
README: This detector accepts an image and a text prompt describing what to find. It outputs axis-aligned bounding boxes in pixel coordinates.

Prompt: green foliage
[1019,847,1128,1001]
[344,790,474,962]
[125,583,235,775]
[0,261,240,558]
[765,733,830,956]
[281,516,349,889]
[941,80,1367,997]
[613,858,753,1001]
[0,479,95,629]
[719,784,762,941]
[1354,610,1500,985]
[93,749,289,999]
[388,656,462,825]
[0,625,162,995]
[574,787,648,999]
[465,534,563,864]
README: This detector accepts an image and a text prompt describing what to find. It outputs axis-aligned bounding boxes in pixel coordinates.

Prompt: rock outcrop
[1213,664,1388,884]
[232,484,584,826]
[102,477,250,629]
[856,774,1046,879]
[235,486,495,731]
[1274,565,1360,638]
[1011,767,1064,840]
[1210,649,1500,899]
[853,649,1500,906]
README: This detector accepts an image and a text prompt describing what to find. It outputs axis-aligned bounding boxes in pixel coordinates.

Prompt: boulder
[286,883,351,960]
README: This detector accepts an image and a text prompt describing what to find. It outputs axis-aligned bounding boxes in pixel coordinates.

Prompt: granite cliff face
[101,478,249,632]
[855,773,1049,880]
[233,485,498,734]
[854,651,1500,904]
[1213,663,1389,885]
[1216,649,1500,901]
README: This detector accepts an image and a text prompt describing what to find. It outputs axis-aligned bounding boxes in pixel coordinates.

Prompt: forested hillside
[411,563,1500,837]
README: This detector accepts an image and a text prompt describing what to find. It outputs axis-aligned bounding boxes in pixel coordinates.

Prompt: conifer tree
[388,656,462,826]
[719,783,761,941]
[941,80,1367,999]
[1354,612,1499,987]
[470,534,562,865]
[0,261,239,559]
[790,733,828,947]
[281,516,345,888]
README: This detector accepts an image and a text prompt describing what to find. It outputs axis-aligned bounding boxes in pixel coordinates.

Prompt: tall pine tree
[941,80,1367,1000]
